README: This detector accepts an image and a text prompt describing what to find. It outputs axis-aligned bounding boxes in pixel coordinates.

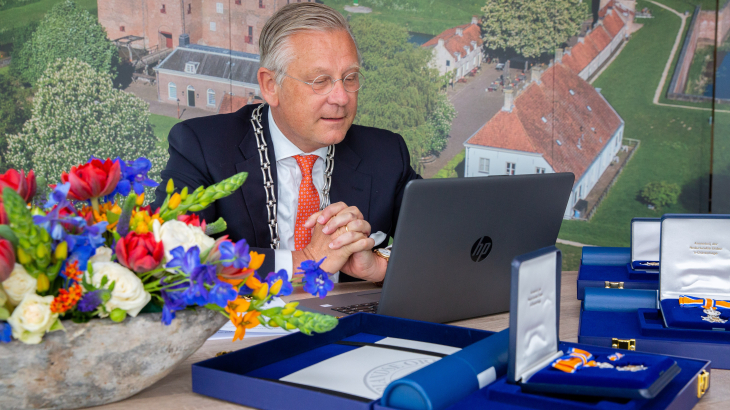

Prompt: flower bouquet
[0,157,338,345]
[0,158,341,408]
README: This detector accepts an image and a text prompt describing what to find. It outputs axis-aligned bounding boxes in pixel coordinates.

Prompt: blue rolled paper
[581,247,631,266]
[380,328,509,410]
[583,288,658,312]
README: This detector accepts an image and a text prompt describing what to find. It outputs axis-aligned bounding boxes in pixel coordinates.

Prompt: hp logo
[471,236,493,262]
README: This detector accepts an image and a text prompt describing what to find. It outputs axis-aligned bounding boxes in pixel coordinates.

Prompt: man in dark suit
[153,3,419,282]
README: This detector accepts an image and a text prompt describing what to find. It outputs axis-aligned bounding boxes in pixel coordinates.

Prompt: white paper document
[279,338,460,399]
[208,297,298,340]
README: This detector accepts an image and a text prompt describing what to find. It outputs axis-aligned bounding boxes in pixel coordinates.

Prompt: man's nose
[327,79,350,106]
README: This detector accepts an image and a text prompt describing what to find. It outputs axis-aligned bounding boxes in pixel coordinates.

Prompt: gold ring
[345,225,349,233]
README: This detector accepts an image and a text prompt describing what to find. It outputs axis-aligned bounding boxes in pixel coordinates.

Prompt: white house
[562,1,633,81]
[464,63,625,219]
[421,17,483,80]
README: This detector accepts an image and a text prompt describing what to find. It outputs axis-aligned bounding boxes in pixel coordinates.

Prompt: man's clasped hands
[291,202,387,282]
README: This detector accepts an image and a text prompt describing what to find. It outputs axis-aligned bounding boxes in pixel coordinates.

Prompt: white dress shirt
[268,109,340,282]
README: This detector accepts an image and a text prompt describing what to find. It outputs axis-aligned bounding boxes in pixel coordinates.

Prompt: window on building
[120,26,125,32]
[506,162,516,175]
[210,22,216,31]
[168,82,176,100]
[188,3,191,13]
[536,167,546,174]
[479,158,490,174]
[246,26,253,44]
[184,62,199,74]
[160,4,166,13]
[235,0,241,4]
[216,2,223,13]
[446,60,450,67]
[259,0,265,8]
[207,89,215,106]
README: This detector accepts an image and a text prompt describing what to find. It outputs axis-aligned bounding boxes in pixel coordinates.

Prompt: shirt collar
[268,107,328,162]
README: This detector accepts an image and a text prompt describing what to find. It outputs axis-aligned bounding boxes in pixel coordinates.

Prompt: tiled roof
[562,3,627,75]
[217,94,263,114]
[466,63,623,181]
[422,23,482,58]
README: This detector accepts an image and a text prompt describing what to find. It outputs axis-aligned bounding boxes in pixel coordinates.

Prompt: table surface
[91,271,729,409]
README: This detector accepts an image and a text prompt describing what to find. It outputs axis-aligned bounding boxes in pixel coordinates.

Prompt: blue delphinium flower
[182,281,209,306]
[192,263,218,286]
[77,290,104,312]
[208,281,238,308]
[299,258,333,299]
[166,246,202,275]
[123,157,159,195]
[266,269,293,296]
[218,239,251,269]
[161,283,188,325]
[0,322,12,343]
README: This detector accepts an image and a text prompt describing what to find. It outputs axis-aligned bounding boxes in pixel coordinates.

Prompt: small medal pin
[702,308,728,324]
[639,262,660,266]
[617,365,648,372]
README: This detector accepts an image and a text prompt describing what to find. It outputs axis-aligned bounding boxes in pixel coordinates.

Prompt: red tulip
[177,214,207,231]
[0,238,15,282]
[60,158,121,201]
[0,169,37,203]
[116,232,164,273]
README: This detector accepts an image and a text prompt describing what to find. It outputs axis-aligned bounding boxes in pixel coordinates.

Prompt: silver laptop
[297,173,575,323]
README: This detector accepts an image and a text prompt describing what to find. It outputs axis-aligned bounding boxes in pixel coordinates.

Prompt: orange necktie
[293,155,320,250]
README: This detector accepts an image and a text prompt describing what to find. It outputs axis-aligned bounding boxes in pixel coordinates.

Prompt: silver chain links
[250,103,334,249]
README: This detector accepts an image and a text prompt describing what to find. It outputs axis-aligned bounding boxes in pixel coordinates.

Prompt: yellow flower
[36,273,50,292]
[253,283,269,300]
[166,178,174,194]
[135,192,145,206]
[168,193,181,210]
[248,251,265,271]
[54,241,68,260]
[282,302,298,316]
[269,278,283,296]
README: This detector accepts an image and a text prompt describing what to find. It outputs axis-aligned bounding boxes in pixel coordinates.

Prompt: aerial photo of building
[421,16,483,80]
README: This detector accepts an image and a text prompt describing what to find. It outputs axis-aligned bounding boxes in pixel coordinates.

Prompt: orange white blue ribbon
[608,352,624,361]
[678,295,730,310]
[551,348,594,373]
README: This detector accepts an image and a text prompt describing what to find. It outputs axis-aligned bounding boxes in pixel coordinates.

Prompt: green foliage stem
[2,187,52,276]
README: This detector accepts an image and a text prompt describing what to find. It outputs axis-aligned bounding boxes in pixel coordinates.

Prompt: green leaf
[49,318,65,333]
[0,225,19,248]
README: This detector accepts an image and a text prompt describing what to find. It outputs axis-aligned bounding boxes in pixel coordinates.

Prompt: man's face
[270,29,360,152]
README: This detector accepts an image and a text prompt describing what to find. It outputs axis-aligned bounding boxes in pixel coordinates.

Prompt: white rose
[155,220,214,262]
[3,264,37,306]
[91,262,151,317]
[90,247,113,264]
[8,293,60,344]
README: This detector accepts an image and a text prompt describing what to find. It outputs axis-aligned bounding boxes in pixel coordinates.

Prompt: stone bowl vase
[0,307,228,409]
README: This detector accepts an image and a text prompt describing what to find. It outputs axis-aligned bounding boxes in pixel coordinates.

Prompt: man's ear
[257,67,279,107]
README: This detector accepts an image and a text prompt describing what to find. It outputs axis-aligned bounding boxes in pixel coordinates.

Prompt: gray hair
[259,3,362,85]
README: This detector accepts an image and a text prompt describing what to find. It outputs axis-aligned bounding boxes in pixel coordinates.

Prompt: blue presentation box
[579,305,730,370]
[375,342,709,410]
[577,247,658,300]
[191,313,493,410]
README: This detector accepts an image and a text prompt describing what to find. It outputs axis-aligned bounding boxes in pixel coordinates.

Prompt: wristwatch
[372,245,392,287]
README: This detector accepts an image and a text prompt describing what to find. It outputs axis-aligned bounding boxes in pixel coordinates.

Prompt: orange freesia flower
[225,297,251,315]
[230,311,262,342]
[81,202,122,229]
[248,252,265,270]
[244,273,262,291]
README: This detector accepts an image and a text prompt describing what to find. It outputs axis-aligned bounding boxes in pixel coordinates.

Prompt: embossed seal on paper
[364,358,438,395]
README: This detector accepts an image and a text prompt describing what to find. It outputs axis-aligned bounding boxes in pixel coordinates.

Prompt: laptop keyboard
[331,302,379,315]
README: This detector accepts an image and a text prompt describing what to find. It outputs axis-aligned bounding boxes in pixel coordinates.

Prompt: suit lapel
[330,141,371,221]
[235,104,278,248]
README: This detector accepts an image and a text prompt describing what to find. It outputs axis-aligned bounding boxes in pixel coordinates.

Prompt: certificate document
[279,338,460,399]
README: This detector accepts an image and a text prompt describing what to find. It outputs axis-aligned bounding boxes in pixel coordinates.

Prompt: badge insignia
[702,308,728,324]
[617,365,648,372]
[639,262,660,266]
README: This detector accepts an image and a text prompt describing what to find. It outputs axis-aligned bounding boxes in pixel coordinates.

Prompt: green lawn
[149,114,180,149]
[0,65,9,76]
[684,45,714,95]
[0,0,97,45]
[321,0,482,36]
[558,0,716,247]
[556,243,582,272]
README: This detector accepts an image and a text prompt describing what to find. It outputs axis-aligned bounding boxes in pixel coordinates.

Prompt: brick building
[463,63,625,219]
[155,43,260,112]
[421,17,483,80]
[98,0,314,54]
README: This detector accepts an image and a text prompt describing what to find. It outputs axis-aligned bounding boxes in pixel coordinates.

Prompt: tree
[641,181,681,208]
[349,17,455,172]
[6,58,167,194]
[480,0,589,59]
[12,0,118,86]
[0,73,32,171]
